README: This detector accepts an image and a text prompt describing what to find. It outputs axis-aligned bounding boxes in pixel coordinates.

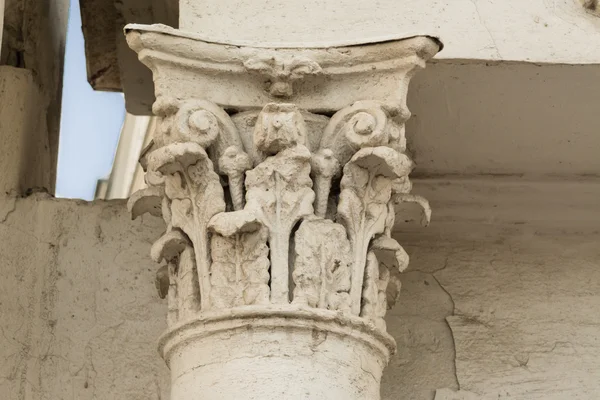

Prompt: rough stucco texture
[0,194,169,400]
[1,178,599,399]
[1,0,69,192]
[394,223,600,399]
[407,62,600,179]
[386,179,600,399]
[438,229,600,399]
[180,0,600,64]
[0,67,53,194]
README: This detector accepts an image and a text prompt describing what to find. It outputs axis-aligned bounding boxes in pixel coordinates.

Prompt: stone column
[126,24,440,400]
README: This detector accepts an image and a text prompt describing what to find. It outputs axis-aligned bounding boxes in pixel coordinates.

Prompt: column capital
[127,24,440,399]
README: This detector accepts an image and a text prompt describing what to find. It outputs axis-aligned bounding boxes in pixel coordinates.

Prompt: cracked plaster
[395,178,600,399]
[0,194,169,400]
[1,178,599,399]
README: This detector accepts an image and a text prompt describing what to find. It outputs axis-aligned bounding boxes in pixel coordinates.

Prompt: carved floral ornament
[129,96,432,331]
[126,26,441,342]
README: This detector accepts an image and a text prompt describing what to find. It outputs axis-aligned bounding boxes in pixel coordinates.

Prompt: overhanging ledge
[125,23,442,113]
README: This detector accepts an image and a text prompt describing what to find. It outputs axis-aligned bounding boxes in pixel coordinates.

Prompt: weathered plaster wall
[179,0,600,64]
[1,178,599,399]
[407,62,600,179]
[385,178,600,399]
[0,68,54,194]
[0,194,169,400]
[0,0,69,193]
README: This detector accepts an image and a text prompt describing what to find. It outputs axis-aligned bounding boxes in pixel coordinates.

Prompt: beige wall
[0,67,54,194]
[180,0,600,64]
[1,178,598,399]
[387,178,600,399]
[1,0,69,194]
[0,194,169,400]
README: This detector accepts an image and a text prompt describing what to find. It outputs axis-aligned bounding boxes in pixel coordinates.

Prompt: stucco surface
[1,0,69,194]
[180,0,600,64]
[388,178,600,399]
[407,62,600,179]
[0,194,169,400]
[1,178,599,399]
[0,67,53,194]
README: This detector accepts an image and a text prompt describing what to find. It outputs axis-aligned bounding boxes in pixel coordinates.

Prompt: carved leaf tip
[386,274,402,310]
[350,146,413,178]
[208,211,263,237]
[151,229,190,263]
[394,193,432,226]
[371,235,410,273]
[148,142,208,175]
[138,140,155,172]
[128,187,164,220]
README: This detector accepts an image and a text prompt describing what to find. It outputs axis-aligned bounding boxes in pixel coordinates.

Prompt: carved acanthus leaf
[208,211,270,308]
[149,142,226,311]
[245,145,315,303]
[176,247,201,322]
[338,146,412,314]
[386,272,402,311]
[154,99,251,212]
[313,102,405,220]
[394,193,432,226]
[253,103,308,155]
[310,149,341,218]
[218,146,252,211]
[361,251,391,331]
[178,102,251,211]
[128,186,164,220]
[155,265,170,300]
[371,235,410,273]
[155,242,200,325]
[149,142,206,175]
[292,219,352,312]
[361,252,381,326]
[150,229,190,263]
[208,210,263,237]
[370,235,408,313]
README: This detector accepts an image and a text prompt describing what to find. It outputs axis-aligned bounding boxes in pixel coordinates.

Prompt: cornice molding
[125,24,441,112]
